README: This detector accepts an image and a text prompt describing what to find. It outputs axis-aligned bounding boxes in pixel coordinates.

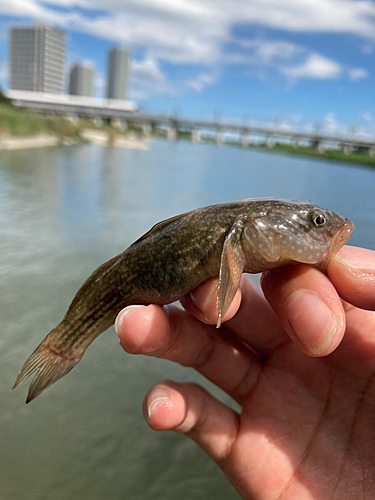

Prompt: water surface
[0,141,373,499]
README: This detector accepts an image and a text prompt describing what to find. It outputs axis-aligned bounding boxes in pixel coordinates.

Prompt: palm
[228,306,375,500]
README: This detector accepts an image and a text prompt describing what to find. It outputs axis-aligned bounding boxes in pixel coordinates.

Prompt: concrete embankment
[0,129,149,152]
[0,133,59,151]
[80,129,150,150]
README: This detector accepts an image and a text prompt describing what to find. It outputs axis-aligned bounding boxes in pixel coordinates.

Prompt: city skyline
[0,1,373,134]
[8,23,131,100]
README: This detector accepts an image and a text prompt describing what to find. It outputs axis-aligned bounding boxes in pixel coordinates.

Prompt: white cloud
[348,67,369,81]
[132,59,167,83]
[186,72,219,92]
[1,0,375,67]
[129,59,218,98]
[233,38,304,65]
[324,112,339,131]
[281,53,342,80]
[234,0,375,37]
[130,58,172,99]
[0,0,373,97]
[362,112,373,121]
[11,0,375,38]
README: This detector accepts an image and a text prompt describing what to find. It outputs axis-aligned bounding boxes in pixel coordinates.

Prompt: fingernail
[147,388,171,419]
[115,305,145,337]
[285,290,338,355]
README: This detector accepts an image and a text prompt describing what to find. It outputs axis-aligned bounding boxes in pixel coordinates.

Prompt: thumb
[327,246,375,311]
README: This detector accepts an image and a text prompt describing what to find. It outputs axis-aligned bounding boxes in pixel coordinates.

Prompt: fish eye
[311,211,327,228]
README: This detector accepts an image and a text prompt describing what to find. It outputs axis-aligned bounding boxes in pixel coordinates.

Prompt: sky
[0,0,374,133]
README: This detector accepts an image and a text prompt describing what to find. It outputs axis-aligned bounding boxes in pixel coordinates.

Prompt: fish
[13,198,354,403]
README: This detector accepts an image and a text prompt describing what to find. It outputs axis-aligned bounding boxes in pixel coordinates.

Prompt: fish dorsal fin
[133,211,191,245]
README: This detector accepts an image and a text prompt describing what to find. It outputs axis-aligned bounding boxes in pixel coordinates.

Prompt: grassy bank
[177,131,375,168]
[0,103,150,144]
[0,104,82,138]
[250,142,375,168]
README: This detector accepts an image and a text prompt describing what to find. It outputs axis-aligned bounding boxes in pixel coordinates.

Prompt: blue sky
[0,0,374,134]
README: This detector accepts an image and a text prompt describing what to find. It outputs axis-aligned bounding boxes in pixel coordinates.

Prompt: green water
[0,141,373,499]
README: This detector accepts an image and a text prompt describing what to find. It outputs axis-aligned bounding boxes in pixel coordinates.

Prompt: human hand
[115,246,375,500]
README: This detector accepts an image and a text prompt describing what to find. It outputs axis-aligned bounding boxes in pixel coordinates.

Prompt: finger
[143,380,239,466]
[261,265,346,357]
[327,246,375,311]
[182,276,288,356]
[180,277,242,325]
[115,304,262,403]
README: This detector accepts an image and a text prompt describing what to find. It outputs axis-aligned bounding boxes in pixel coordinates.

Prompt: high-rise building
[106,47,130,100]
[9,24,66,94]
[69,64,95,97]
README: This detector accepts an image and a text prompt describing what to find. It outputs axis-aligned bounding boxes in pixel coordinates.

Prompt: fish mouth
[318,217,354,272]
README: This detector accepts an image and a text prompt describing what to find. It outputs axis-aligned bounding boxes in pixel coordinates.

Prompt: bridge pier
[216,131,224,146]
[292,138,299,149]
[241,134,249,148]
[142,122,152,137]
[369,148,375,158]
[67,113,79,124]
[112,118,127,131]
[312,139,325,153]
[93,116,103,127]
[167,125,177,142]
[266,136,275,149]
[191,128,200,144]
[342,144,351,156]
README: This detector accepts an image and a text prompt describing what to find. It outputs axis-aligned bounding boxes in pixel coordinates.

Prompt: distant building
[9,24,66,94]
[69,64,95,97]
[106,47,130,100]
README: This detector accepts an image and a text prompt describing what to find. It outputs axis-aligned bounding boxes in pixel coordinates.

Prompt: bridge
[6,90,375,156]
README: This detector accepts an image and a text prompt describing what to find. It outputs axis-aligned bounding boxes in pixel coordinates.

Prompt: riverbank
[80,128,149,150]
[177,132,375,168]
[0,104,149,151]
[237,141,375,168]
[0,133,60,151]
[0,103,374,166]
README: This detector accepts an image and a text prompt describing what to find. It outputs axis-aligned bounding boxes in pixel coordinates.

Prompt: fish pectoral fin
[217,220,245,328]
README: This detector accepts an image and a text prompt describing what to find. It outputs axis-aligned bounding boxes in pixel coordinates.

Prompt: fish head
[244,201,354,270]
[269,201,354,267]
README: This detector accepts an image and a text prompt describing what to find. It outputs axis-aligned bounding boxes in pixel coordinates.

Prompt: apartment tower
[9,24,66,94]
[69,63,95,97]
[106,47,130,100]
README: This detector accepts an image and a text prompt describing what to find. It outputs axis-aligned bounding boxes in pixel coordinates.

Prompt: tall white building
[9,24,66,94]
[69,64,95,97]
[106,47,130,100]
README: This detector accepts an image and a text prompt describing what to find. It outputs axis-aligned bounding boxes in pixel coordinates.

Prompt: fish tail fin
[13,334,82,404]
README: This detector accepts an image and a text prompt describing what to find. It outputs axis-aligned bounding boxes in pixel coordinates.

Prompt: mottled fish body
[13,198,354,403]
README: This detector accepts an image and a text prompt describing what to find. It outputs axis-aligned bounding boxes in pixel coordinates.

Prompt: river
[0,140,373,499]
